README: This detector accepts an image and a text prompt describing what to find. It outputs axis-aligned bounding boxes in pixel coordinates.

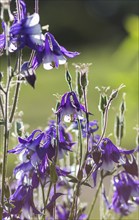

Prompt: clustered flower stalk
[0,1,138,220]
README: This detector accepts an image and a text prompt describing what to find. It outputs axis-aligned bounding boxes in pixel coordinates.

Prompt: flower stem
[1,91,9,206]
[45,181,53,206]
[0,95,4,118]
[96,97,112,147]
[9,81,20,123]
[87,175,103,220]
[83,88,89,151]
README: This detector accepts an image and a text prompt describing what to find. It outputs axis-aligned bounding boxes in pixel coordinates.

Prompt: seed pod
[76,71,83,100]
[115,115,120,139]
[99,94,107,114]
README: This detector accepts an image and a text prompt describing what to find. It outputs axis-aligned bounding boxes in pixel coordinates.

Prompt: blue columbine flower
[91,138,135,186]
[32,32,79,70]
[10,184,40,219]
[112,171,139,216]
[68,119,99,138]
[56,91,86,122]
[21,61,36,88]
[0,21,6,55]
[43,120,75,159]
[9,0,43,52]
[8,129,45,181]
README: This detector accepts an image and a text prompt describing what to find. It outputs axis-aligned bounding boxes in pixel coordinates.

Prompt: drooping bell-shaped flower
[32,32,79,70]
[9,0,43,52]
[112,171,139,216]
[56,91,86,122]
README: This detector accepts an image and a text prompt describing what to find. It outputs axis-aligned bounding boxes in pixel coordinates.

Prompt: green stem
[9,82,20,123]
[0,95,4,118]
[1,92,9,206]
[40,181,46,220]
[96,97,112,147]
[45,181,53,206]
[53,184,56,220]
[87,176,103,220]
[83,88,89,154]
[78,118,83,168]
[68,181,81,220]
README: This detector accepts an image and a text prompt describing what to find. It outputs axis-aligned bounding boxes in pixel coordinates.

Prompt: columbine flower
[91,138,135,186]
[32,32,79,70]
[0,21,6,55]
[8,129,45,180]
[21,61,36,88]
[9,0,43,52]
[10,184,40,219]
[43,120,74,159]
[56,203,87,220]
[68,119,99,138]
[56,91,86,122]
[112,171,139,216]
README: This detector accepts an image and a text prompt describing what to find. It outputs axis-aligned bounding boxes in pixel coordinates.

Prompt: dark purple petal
[32,172,39,188]
[60,46,80,58]
[21,61,36,88]
[45,193,64,216]
[123,155,138,176]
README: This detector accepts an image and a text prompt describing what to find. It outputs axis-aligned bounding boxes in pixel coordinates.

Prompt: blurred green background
[0,0,139,219]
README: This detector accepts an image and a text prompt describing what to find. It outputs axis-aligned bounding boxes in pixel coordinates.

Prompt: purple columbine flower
[9,184,40,219]
[0,21,6,55]
[68,119,99,138]
[112,171,139,216]
[91,138,135,186]
[21,61,36,88]
[43,120,74,159]
[56,91,86,122]
[8,129,45,180]
[9,0,43,52]
[32,32,79,70]
[56,203,87,220]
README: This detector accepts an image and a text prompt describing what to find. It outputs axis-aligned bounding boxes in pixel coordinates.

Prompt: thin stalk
[35,0,39,13]
[96,97,112,147]
[9,82,20,123]
[87,176,103,220]
[1,21,11,208]
[53,184,56,220]
[83,88,89,154]
[1,92,9,206]
[0,95,4,118]
[40,180,46,220]
[77,118,83,168]
[53,114,59,219]
[45,181,53,206]
[68,181,81,220]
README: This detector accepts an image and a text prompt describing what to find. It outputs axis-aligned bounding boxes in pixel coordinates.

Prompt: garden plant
[0,0,139,220]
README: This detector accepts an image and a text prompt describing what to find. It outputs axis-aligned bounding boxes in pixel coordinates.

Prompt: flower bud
[99,94,107,114]
[76,71,83,100]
